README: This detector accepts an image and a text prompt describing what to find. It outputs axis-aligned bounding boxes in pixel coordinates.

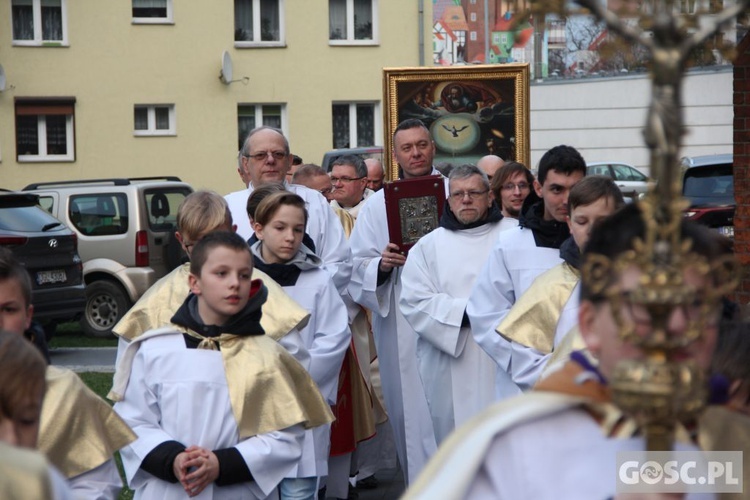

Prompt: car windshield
[0,204,65,232]
[683,171,734,205]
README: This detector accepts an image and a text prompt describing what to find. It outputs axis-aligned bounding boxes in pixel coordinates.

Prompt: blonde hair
[176,190,232,240]
[0,331,46,423]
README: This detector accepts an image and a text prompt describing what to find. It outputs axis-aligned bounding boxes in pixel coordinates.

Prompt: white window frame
[470,12,477,22]
[16,101,76,163]
[470,31,477,41]
[11,0,68,46]
[234,0,286,48]
[332,101,381,149]
[329,0,379,46]
[132,0,174,25]
[237,103,288,149]
[133,104,176,136]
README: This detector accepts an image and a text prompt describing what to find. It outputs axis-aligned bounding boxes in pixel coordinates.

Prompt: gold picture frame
[383,64,530,180]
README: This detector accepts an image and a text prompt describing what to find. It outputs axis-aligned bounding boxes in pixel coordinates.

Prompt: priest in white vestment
[399,165,510,445]
[224,126,351,294]
[348,119,443,484]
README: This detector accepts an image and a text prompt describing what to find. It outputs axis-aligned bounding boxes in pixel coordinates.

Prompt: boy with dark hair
[111,231,333,499]
[468,144,587,399]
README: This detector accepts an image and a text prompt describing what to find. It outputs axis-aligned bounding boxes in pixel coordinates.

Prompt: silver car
[587,162,652,199]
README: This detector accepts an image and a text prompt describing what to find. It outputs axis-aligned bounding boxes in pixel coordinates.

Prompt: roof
[442,6,469,31]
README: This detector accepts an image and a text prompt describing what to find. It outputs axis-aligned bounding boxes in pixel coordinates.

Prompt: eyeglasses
[319,187,333,196]
[502,182,530,192]
[449,189,489,200]
[245,151,288,162]
[330,176,365,184]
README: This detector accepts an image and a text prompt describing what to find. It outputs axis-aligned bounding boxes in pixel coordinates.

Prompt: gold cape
[496,261,579,354]
[109,327,334,439]
[0,442,54,499]
[113,264,310,342]
[39,366,136,478]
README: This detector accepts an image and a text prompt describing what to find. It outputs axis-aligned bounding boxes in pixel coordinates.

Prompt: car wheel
[81,280,131,338]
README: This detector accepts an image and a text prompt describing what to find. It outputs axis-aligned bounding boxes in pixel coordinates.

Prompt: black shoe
[356,475,378,490]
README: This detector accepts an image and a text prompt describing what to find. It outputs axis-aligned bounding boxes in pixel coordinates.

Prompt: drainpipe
[484,0,490,63]
[418,0,425,66]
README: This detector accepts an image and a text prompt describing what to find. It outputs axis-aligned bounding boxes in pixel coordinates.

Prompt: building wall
[732,33,749,305]
[530,67,733,173]
[0,1,433,194]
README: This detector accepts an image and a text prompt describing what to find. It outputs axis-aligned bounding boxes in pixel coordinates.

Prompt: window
[69,194,128,236]
[12,0,67,46]
[15,97,75,162]
[134,105,175,136]
[237,104,285,150]
[235,0,284,46]
[332,102,380,149]
[132,0,173,23]
[329,0,378,44]
[470,31,477,41]
[470,12,476,22]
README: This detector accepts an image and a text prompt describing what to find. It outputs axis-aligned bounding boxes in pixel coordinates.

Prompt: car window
[625,166,647,181]
[38,196,54,214]
[69,193,128,236]
[588,165,611,177]
[683,174,734,197]
[0,204,63,232]
[144,188,191,231]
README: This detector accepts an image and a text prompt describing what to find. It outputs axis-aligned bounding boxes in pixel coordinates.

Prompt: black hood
[518,200,570,249]
[558,236,580,270]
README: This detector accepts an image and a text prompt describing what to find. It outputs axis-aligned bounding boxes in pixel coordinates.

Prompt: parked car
[321,146,384,173]
[24,177,193,337]
[0,192,86,334]
[681,154,734,239]
[586,162,652,199]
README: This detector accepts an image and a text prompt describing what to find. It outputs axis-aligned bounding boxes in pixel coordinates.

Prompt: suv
[24,177,193,337]
[321,146,384,173]
[680,154,734,239]
[0,192,86,331]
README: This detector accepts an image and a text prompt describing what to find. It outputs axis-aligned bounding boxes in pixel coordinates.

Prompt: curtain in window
[237,106,256,151]
[356,104,374,146]
[133,0,167,18]
[332,104,350,149]
[12,0,34,41]
[17,116,39,155]
[45,115,67,155]
[134,107,148,130]
[261,105,282,129]
[353,0,372,40]
[329,0,347,40]
[155,107,170,130]
[235,0,253,41]
[41,0,62,41]
[260,0,279,41]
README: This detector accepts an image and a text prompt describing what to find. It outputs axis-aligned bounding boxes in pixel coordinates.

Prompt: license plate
[37,270,67,285]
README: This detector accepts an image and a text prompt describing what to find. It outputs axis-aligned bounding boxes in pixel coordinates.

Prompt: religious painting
[383,64,530,180]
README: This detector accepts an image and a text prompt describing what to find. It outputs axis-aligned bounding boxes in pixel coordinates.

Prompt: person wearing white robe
[225,127,351,295]
[399,165,509,445]
[348,119,444,484]
[467,145,587,400]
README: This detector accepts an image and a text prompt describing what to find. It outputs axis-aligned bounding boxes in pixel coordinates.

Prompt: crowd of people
[0,118,747,500]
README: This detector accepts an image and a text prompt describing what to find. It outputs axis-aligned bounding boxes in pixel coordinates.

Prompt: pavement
[50,347,408,499]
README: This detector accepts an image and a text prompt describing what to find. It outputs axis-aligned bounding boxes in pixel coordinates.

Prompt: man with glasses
[225,126,351,294]
[398,165,504,446]
[467,145,586,400]
[291,164,334,202]
[348,118,445,485]
[330,155,372,220]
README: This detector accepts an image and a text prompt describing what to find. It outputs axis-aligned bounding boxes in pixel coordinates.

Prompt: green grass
[48,321,118,348]
[80,371,134,500]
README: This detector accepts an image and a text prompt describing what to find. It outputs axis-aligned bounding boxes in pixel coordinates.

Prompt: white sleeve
[277,328,312,371]
[307,278,352,404]
[113,348,177,488]
[234,424,305,498]
[68,459,124,500]
[348,198,393,316]
[466,239,515,371]
[309,193,353,296]
[507,345,551,391]
[399,242,466,357]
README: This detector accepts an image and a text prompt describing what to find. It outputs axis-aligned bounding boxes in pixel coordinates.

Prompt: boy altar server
[111,232,333,499]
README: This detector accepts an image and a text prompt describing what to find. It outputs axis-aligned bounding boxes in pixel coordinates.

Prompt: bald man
[365,158,385,191]
[477,155,505,181]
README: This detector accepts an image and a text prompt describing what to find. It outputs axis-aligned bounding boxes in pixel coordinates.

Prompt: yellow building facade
[0,1,433,194]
